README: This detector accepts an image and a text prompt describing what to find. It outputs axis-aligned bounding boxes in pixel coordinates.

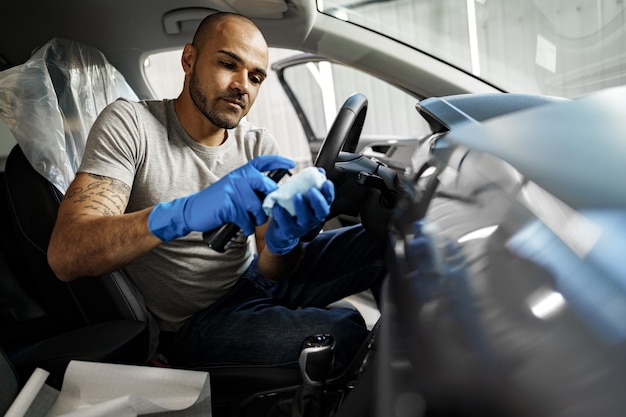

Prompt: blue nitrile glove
[148,155,296,242]
[264,180,334,255]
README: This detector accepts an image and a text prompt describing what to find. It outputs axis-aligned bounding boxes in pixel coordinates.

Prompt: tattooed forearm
[84,202,115,216]
[65,174,131,216]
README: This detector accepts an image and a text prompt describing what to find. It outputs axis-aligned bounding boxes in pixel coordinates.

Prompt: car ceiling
[2,0,311,63]
[2,0,498,99]
[1,0,313,92]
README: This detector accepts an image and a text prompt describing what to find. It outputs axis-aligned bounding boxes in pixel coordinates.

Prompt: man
[48,12,385,373]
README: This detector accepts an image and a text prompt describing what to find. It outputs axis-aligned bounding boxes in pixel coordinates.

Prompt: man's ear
[181,43,195,74]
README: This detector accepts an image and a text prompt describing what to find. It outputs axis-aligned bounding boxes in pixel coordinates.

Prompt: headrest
[0,38,137,192]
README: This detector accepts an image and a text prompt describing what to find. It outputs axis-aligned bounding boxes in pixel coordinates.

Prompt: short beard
[189,70,240,130]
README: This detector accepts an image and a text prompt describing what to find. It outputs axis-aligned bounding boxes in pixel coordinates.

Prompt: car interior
[2,0,626,416]
[0,36,382,417]
[0,2,428,414]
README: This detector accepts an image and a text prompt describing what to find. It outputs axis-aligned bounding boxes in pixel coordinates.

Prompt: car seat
[0,37,154,386]
[0,38,374,416]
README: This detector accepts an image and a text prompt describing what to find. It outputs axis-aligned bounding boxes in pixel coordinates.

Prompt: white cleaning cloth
[263,167,327,216]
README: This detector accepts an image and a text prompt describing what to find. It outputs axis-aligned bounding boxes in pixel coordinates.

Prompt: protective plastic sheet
[5,361,211,417]
[0,37,137,192]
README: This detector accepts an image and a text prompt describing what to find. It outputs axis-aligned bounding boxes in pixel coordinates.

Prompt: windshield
[318,0,626,98]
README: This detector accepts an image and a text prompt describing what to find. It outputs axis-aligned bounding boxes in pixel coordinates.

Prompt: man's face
[187,19,268,130]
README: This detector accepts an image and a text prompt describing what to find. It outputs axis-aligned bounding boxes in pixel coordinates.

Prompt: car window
[144,50,184,99]
[280,60,430,141]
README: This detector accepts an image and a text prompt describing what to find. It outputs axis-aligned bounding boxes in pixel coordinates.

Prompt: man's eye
[221,61,235,69]
[250,76,263,85]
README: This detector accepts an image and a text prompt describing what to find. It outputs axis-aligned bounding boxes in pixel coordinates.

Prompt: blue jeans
[166,224,386,374]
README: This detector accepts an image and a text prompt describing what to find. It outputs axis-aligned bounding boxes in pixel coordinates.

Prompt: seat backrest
[0,39,157,353]
[0,37,137,193]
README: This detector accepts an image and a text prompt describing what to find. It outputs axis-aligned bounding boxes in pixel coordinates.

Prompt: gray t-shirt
[79,98,279,331]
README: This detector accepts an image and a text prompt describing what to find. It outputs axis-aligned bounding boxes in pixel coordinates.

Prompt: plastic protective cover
[0,37,137,193]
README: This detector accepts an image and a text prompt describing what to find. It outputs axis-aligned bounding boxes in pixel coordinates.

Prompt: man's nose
[230,71,249,95]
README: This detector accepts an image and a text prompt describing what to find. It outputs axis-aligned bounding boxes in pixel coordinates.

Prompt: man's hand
[264,180,334,255]
[148,155,296,242]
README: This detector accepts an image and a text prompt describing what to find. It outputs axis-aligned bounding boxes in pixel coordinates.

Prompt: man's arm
[49,155,297,282]
[48,172,162,282]
[255,223,304,282]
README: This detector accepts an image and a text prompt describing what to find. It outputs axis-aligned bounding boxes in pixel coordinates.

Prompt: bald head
[192,12,266,54]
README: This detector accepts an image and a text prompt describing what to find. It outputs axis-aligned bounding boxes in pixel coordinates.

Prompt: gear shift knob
[299,334,336,386]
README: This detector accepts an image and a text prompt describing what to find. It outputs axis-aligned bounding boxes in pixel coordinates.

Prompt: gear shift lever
[299,334,336,385]
[292,334,336,417]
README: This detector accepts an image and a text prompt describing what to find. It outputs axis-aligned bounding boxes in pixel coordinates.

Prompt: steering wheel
[300,94,368,241]
[313,93,368,173]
